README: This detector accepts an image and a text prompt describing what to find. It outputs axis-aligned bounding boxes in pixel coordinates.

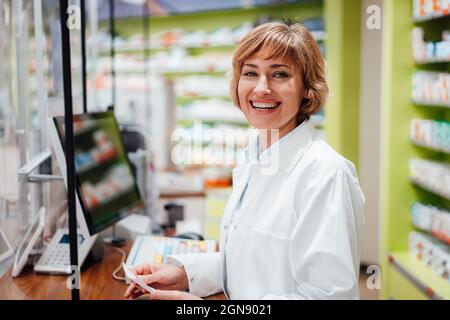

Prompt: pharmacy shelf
[98,44,236,56]
[161,70,228,78]
[412,227,450,246]
[388,251,450,300]
[412,100,450,108]
[98,30,327,55]
[176,139,247,149]
[413,13,450,23]
[176,95,231,105]
[411,139,450,154]
[410,176,450,201]
[415,58,450,65]
[177,117,248,126]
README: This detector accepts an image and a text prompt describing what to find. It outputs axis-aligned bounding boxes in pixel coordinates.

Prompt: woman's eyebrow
[243,63,292,69]
[269,64,291,69]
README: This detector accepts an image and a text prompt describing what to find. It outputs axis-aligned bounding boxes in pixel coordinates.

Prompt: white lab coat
[168,120,365,299]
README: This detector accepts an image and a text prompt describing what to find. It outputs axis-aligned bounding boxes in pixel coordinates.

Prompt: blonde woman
[125,22,365,300]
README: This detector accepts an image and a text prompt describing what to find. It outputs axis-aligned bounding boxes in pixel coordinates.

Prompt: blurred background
[0,0,449,300]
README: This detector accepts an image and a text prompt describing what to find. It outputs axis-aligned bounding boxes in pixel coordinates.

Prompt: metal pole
[59,0,80,301]
[80,0,87,113]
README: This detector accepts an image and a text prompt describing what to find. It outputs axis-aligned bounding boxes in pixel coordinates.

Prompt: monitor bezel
[47,111,144,237]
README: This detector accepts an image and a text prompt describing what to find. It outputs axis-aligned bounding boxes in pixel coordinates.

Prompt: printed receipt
[123,263,156,293]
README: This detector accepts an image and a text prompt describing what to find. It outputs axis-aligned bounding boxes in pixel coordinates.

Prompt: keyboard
[126,235,217,268]
[34,229,97,274]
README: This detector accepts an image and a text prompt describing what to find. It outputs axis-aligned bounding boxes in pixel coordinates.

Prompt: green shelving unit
[381,0,450,300]
[389,252,450,299]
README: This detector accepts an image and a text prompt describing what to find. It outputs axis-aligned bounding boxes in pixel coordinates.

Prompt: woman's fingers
[124,283,143,299]
[139,273,160,286]
[150,290,202,300]
[132,263,153,276]
[124,284,136,299]
[131,289,145,300]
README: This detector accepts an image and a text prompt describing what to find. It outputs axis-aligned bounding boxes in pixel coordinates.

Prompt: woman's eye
[273,72,289,78]
[243,71,257,77]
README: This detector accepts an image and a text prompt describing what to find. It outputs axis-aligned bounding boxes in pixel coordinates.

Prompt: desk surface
[0,243,224,300]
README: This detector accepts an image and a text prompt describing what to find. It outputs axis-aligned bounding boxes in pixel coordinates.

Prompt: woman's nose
[254,76,271,95]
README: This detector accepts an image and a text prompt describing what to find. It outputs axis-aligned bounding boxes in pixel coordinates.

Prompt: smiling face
[237,54,306,138]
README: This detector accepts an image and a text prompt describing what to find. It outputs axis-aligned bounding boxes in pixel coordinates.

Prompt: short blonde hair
[230,22,328,123]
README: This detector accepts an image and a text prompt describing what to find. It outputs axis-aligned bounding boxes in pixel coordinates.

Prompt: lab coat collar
[242,120,316,175]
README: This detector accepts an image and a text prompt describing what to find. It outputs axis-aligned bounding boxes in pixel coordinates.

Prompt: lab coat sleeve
[166,252,223,297]
[262,169,365,300]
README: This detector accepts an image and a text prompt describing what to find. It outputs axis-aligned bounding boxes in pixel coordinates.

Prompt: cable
[112,246,127,282]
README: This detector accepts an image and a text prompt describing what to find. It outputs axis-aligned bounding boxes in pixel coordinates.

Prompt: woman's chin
[244,116,274,128]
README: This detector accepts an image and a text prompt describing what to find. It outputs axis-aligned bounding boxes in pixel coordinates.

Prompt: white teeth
[251,102,280,109]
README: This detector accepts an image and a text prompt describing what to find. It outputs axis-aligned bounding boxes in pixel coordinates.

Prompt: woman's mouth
[250,101,281,111]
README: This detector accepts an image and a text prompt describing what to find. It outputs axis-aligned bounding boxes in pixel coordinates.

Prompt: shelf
[99,44,236,55]
[388,251,450,300]
[415,58,450,65]
[410,177,450,201]
[412,225,450,246]
[412,100,450,108]
[176,95,231,105]
[161,70,228,78]
[98,32,326,55]
[176,139,247,149]
[413,13,450,23]
[411,139,450,154]
[177,117,248,126]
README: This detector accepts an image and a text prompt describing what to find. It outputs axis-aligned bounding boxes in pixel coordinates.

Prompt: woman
[125,22,365,300]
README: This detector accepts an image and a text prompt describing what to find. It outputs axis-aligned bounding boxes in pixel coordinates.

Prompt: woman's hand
[150,290,202,300]
[124,263,189,299]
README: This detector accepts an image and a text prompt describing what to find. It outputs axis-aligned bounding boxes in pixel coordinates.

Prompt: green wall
[323,0,362,171]
[381,0,450,299]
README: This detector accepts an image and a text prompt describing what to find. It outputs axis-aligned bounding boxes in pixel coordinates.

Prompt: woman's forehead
[243,54,294,66]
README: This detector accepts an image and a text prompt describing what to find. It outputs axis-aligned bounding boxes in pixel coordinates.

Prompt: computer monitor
[47,111,144,237]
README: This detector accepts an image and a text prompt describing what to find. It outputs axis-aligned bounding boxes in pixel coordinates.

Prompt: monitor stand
[103,225,125,247]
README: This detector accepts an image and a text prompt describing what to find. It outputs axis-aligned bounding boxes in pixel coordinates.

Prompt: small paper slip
[122,262,156,293]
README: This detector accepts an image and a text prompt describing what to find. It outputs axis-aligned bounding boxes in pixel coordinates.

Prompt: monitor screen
[52,111,144,235]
